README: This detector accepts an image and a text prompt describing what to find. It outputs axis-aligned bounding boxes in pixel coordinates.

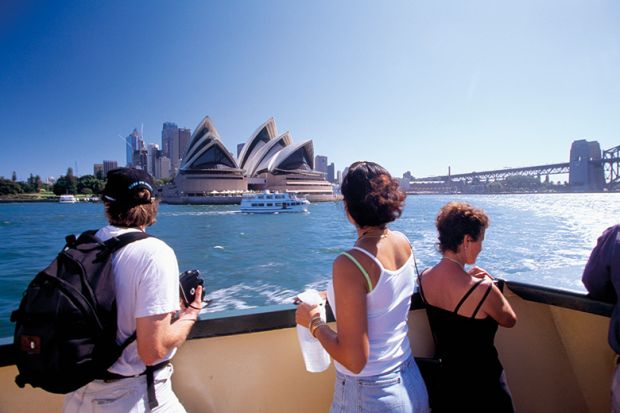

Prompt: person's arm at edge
[136,285,203,366]
[582,226,617,302]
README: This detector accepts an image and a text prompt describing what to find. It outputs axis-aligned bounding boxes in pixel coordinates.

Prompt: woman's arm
[466,266,516,327]
[482,283,517,328]
[295,255,369,373]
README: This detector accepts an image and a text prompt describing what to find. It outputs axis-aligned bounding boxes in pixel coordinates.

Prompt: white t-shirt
[95,225,180,376]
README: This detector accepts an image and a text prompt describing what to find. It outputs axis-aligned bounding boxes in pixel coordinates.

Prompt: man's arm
[136,285,203,366]
[583,226,618,303]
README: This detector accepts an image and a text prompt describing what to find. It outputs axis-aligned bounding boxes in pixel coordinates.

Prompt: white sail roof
[267,139,315,173]
[180,116,239,171]
[237,118,278,170]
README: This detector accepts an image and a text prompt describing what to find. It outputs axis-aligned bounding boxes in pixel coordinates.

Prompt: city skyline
[1,1,619,181]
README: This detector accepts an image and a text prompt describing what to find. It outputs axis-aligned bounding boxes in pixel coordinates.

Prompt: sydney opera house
[161,116,336,204]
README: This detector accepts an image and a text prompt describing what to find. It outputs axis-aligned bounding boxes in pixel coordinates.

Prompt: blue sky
[1,0,619,181]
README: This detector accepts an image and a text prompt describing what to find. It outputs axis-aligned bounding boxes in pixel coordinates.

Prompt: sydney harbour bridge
[409,140,620,193]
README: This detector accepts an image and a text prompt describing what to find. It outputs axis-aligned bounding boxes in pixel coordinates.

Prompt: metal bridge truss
[603,145,620,190]
[412,163,570,184]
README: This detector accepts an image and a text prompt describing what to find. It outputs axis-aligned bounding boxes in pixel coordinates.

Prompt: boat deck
[0,280,613,412]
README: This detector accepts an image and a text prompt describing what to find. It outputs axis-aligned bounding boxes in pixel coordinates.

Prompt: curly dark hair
[104,188,158,228]
[436,201,489,253]
[341,161,406,227]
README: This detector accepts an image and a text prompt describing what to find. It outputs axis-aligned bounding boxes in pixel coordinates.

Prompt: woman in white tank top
[296,161,429,413]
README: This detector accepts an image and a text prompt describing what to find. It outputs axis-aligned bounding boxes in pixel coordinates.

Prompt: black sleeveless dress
[419,276,515,413]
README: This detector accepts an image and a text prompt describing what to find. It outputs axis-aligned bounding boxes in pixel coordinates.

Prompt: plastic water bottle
[296,289,331,372]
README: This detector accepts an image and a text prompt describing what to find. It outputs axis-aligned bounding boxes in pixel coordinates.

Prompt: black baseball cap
[101,168,156,205]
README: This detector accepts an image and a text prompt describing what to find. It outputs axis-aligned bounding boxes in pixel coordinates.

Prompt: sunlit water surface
[0,193,618,338]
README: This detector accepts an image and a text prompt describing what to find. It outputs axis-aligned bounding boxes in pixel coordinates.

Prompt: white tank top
[327,235,415,377]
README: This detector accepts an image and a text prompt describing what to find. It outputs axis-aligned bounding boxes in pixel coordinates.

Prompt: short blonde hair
[104,189,158,228]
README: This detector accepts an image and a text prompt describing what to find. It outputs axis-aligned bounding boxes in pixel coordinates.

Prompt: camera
[179,269,205,307]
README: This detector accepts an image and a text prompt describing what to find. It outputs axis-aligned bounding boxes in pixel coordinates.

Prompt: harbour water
[1,193,618,338]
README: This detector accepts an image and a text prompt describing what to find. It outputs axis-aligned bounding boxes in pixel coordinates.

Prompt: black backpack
[10,230,151,393]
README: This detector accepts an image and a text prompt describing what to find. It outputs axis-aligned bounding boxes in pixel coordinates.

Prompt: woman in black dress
[418,201,517,412]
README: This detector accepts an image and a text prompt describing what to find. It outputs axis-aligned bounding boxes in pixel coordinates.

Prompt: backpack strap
[92,231,152,260]
[102,231,152,252]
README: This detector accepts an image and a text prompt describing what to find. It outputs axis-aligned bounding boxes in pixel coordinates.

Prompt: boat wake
[161,210,240,217]
[202,279,331,313]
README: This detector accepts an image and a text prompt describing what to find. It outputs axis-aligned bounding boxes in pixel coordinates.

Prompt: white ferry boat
[58,194,78,203]
[240,191,309,214]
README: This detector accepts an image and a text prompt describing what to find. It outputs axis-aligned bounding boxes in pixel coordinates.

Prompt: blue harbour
[1,193,618,339]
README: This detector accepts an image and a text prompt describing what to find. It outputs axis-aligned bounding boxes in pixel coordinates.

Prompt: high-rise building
[315,155,328,174]
[126,129,143,167]
[93,164,104,179]
[146,144,160,177]
[161,122,178,159]
[103,160,118,175]
[174,128,191,173]
[161,123,192,177]
[327,162,335,183]
[155,155,171,180]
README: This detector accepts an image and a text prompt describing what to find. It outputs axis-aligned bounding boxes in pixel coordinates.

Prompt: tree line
[0,168,105,196]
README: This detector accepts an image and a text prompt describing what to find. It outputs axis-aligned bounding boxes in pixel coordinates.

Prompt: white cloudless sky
[1,0,618,180]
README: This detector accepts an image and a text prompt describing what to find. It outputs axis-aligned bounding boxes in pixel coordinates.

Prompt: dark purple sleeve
[582,225,620,303]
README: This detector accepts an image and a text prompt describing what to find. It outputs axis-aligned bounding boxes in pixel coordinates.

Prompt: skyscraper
[126,129,143,167]
[146,143,160,177]
[161,123,192,177]
[93,164,104,179]
[103,160,118,175]
[315,155,328,174]
[327,162,335,183]
[175,128,191,173]
[161,122,178,159]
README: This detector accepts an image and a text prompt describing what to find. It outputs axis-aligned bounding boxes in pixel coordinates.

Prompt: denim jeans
[612,361,620,413]
[62,364,186,413]
[330,355,430,413]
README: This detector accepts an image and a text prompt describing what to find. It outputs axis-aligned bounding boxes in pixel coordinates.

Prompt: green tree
[66,168,78,194]
[0,178,23,195]
[53,176,69,195]
[26,174,42,193]
[77,175,104,195]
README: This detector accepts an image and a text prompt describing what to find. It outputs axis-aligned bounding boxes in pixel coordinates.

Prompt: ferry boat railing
[0,280,614,413]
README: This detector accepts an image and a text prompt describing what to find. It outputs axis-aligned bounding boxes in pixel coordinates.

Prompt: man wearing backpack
[62,167,203,413]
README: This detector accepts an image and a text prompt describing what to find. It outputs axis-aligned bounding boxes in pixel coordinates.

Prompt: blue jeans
[330,355,430,413]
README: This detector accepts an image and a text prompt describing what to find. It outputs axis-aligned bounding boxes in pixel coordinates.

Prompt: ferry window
[267,203,273,206]
[276,203,282,206]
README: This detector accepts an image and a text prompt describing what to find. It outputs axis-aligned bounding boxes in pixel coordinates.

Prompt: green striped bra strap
[341,251,373,293]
